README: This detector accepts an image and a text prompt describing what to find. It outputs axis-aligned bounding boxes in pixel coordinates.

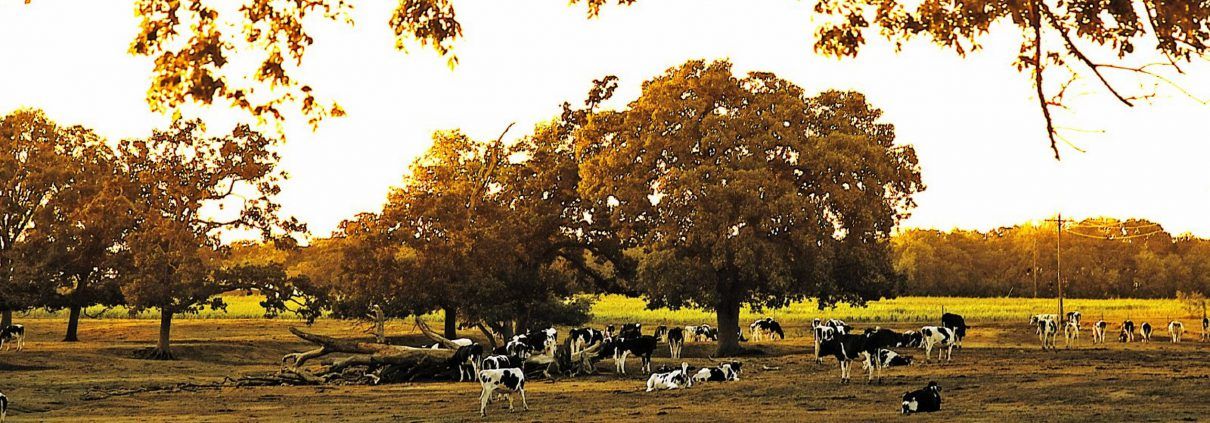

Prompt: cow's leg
[480,388,492,416]
[520,388,529,411]
[505,393,514,411]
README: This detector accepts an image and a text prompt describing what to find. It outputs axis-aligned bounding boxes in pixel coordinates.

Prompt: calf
[691,361,742,383]
[646,362,692,391]
[478,368,528,417]
[1140,322,1153,342]
[598,335,658,374]
[920,326,958,361]
[1168,321,1184,343]
[940,313,968,349]
[448,343,484,382]
[749,317,785,341]
[901,382,942,414]
[568,328,605,356]
[667,327,685,359]
[1063,320,1080,348]
[1037,319,1058,350]
[0,325,24,352]
[1091,320,1108,344]
[1120,320,1136,342]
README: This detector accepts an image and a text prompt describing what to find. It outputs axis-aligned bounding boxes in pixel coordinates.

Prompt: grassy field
[1,315,1208,422]
[22,294,1202,328]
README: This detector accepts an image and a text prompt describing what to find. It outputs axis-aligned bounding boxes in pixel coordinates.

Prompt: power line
[1063,229,1167,240]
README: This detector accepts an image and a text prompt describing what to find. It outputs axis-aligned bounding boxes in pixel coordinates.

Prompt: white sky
[2,1,1209,239]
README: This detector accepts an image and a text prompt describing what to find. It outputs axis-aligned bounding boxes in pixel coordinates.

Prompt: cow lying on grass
[901,381,942,414]
[646,362,692,392]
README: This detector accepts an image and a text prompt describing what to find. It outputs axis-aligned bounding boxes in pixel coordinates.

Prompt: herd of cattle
[1029,311,1210,350]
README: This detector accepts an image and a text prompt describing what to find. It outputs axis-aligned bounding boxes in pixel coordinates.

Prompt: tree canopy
[575,60,923,355]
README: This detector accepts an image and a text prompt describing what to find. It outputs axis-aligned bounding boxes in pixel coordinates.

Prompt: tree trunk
[64,305,82,342]
[1,309,11,328]
[715,295,743,356]
[443,306,458,339]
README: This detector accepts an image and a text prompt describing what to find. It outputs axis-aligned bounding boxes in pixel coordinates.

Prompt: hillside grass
[18,294,1202,327]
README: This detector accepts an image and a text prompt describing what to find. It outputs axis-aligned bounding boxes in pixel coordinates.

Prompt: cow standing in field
[1037,318,1059,351]
[1030,314,1056,335]
[1119,320,1136,342]
[919,326,958,361]
[1091,320,1108,344]
[654,325,669,342]
[1168,321,1184,343]
[598,335,658,374]
[667,327,685,359]
[819,329,906,383]
[1066,311,1082,327]
[0,325,25,352]
[448,343,484,382]
[478,368,529,417]
[941,313,968,349]
[1140,322,1153,342]
[619,323,643,339]
[568,328,605,356]
[812,319,850,364]
[749,317,784,341]
[1063,319,1080,348]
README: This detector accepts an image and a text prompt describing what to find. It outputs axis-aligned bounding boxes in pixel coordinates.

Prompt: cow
[0,391,6,422]
[597,335,658,374]
[604,324,616,339]
[0,325,24,352]
[667,327,685,359]
[901,330,923,348]
[1091,320,1108,344]
[901,382,942,414]
[819,329,906,383]
[863,328,913,349]
[1202,317,1209,342]
[1037,318,1059,350]
[1140,322,1153,342]
[863,349,912,375]
[482,354,527,371]
[694,325,718,342]
[1066,311,1082,327]
[941,313,968,349]
[645,362,693,392]
[478,368,528,417]
[812,325,840,364]
[654,325,669,342]
[568,328,605,356]
[691,361,742,383]
[1063,320,1080,348]
[511,328,557,356]
[428,337,474,349]
[1030,314,1056,335]
[448,343,484,382]
[1120,320,1136,342]
[749,317,785,342]
[814,318,852,334]
[500,340,535,360]
[1168,321,1184,343]
[619,323,642,339]
[919,326,958,361]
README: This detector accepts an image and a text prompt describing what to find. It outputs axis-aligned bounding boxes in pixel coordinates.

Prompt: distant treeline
[893,218,1210,299]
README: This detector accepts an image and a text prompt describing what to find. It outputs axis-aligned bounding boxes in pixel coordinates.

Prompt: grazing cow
[482,354,527,370]
[749,317,785,341]
[919,326,959,361]
[1140,322,1153,342]
[448,343,484,382]
[1091,320,1108,344]
[597,335,658,374]
[691,361,743,383]
[1168,321,1184,343]
[568,328,605,356]
[0,325,24,352]
[0,391,6,422]
[1202,317,1209,342]
[901,382,942,414]
[667,327,685,359]
[940,313,968,349]
[1063,320,1080,348]
[646,362,693,392]
[1037,319,1059,350]
[1120,320,1136,342]
[478,368,529,416]
[654,325,669,342]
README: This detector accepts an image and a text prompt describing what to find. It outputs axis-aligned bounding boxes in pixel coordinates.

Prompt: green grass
[17,294,1201,328]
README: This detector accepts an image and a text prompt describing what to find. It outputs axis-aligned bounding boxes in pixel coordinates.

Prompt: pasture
[0,297,1207,421]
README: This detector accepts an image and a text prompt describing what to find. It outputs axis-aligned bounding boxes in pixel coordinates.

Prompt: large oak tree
[575,60,923,355]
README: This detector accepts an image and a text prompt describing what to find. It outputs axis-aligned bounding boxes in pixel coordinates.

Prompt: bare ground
[0,318,1208,422]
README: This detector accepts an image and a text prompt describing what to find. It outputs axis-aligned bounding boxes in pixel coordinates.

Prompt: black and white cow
[499,339,535,360]
[597,335,658,374]
[694,325,718,342]
[0,325,24,352]
[1120,320,1136,342]
[749,317,785,341]
[862,349,912,373]
[941,313,968,349]
[1140,322,1153,342]
[1091,320,1108,344]
[478,368,529,416]
[646,362,693,391]
[667,327,685,359]
[920,326,959,361]
[0,390,6,422]
[1037,318,1059,350]
[511,328,558,355]
[1063,319,1080,348]
[901,330,923,348]
[1030,314,1056,335]
[568,328,605,356]
[654,325,669,342]
[1066,311,1082,327]
[691,361,742,383]
[448,343,484,382]
[901,382,942,414]
[819,329,905,383]
[1168,320,1184,343]
[482,353,527,371]
[619,323,643,339]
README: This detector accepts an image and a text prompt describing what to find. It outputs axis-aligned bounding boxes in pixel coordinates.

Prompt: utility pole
[1046,214,1067,324]
[1032,233,1039,298]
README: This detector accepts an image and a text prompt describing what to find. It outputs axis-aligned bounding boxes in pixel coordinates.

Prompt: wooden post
[1057,213,1065,325]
